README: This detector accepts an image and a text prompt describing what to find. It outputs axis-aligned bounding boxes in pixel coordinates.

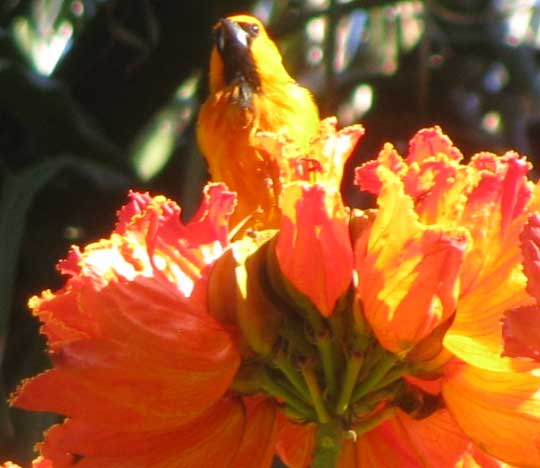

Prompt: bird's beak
[215,18,249,56]
[213,18,260,93]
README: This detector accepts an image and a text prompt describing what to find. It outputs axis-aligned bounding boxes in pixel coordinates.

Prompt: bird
[197,14,320,229]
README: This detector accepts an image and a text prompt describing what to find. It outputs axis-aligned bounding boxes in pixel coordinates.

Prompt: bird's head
[209,15,291,103]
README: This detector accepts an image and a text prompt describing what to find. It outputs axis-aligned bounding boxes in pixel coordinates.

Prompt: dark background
[1,0,539,464]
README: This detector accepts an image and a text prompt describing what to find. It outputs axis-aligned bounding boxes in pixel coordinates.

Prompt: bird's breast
[206,88,256,130]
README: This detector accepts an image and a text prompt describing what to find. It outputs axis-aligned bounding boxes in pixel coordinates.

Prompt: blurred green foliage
[1,0,539,465]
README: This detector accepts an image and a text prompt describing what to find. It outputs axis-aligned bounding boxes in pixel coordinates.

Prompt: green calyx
[223,232,444,466]
[228,280,418,433]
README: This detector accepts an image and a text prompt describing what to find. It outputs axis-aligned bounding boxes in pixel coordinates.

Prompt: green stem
[273,354,311,402]
[370,364,407,393]
[356,345,384,381]
[316,331,337,398]
[302,305,338,399]
[260,369,314,419]
[353,383,401,417]
[312,421,343,468]
[352,292,369,337]
[301,365,331,423]
[352,352,399,402]
[353,407,395,437]
[336,352,364,414]
[329,308,347,373]
[279,404,307,422]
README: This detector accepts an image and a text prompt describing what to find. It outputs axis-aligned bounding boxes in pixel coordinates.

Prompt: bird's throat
[215,18,261,107]
[229,76,256,108]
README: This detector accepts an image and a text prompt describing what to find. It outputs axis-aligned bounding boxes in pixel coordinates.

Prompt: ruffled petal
[458,152,531,294]
[308,117,364,189]
[13,190,240,429]
[355,128,465,226]
[445,153,535,371]
[356,166,467,355]
[356,129,536,371]
[15,276,239,429]
[407,126,463,164]
[257,117,364,191]
[354,143,405,195]
[520,213,540,302]
[109,185,235,299]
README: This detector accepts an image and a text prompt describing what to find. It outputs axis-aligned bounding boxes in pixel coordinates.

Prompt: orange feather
[197,14,319,228]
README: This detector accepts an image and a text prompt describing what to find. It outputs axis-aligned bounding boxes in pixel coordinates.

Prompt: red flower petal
[15,276,239,429]
[520,212,540,303]
[356,167,467,354]
[407,126,463,163]
[502,305,540,361]
[354,143,405,195]
[13,190,240,430]
[232,397,279,468]
[356,136,535,367]
[445,153,534,371]
[275,417,315,468]
[39,398,245,467]
[277,184,353,316]
[499,154,531,234]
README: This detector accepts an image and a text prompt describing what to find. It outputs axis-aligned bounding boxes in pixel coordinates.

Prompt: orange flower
[9,122,540,468]
[355,165,468,355]
[354,126,540,466]
[357,128,537,369]
[11,185,281,467]
[262,118,364,316]
[261,123,539,467]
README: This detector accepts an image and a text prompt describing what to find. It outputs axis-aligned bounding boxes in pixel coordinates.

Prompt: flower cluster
[5,118,540,467]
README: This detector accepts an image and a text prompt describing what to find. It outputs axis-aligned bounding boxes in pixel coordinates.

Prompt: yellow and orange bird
[197,14,320,228]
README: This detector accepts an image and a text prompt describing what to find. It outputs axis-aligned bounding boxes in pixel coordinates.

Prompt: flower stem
[302,305,338,399]
[370,364,407,393]
[352,352,399,402]
[353,407,395,437]
[260,369,314,419]
[353,383,401,416]
[315,331,337,398]
[312,421,343,468]
[335,351,364,414]
[273,353,311,402]
[301,365,331,423]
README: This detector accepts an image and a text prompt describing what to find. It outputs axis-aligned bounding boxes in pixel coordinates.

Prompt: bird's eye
[239,22,260,38]
[248,23,260,36]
